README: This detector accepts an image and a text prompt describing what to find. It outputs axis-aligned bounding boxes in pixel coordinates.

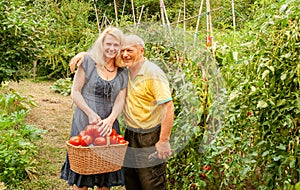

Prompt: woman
[61,27,128,190]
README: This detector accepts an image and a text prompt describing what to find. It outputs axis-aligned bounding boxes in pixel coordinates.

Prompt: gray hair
[124,34,145,48]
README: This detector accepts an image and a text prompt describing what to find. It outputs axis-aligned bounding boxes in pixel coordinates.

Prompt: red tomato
[201,173,206,179]
[202,165,211,171]
[118,139,127,144]
[110,129,117,136]
[116,134,124,141]
[110,135,119,144]
[69,136,81,146]
[81,135,93,146]
[85,125,100,138]
[94,136,107,146]
[78,130,86,138]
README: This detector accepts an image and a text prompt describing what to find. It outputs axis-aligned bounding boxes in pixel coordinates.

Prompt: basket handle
[106,135,110,146]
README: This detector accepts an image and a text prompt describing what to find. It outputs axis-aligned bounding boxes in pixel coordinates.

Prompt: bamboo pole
[159,0,166,26]
[114,0,118,26]
[135,5,144,33]
[183,0,186,52]
[131,0,136,27]
[231,0,236,35]
[162,0,173,39]
[206,0,215,56]
[93,0,101,34]
[100,12,107,31]
[176,9,181,27]
[121,0,126,18]
[171,7,222,25]
[33,60,37,81]
[193,0,205,47]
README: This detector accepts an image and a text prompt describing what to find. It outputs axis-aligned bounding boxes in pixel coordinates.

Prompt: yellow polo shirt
[124,60,172,129]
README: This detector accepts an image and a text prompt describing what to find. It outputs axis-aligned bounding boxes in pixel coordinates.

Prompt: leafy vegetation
[50,78,73,96]
[0,86,45,188]
[0,1,47,84]
[0,0,299,189]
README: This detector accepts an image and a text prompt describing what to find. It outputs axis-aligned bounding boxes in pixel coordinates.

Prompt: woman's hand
[88,112,101,125]
[97,117,114,137]
[69,52,87,73]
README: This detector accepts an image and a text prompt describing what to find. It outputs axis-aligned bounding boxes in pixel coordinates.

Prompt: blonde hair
[87,27,124,67]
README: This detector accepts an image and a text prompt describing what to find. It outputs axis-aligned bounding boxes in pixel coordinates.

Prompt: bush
[0,0,47,84]
[0,86,45,188]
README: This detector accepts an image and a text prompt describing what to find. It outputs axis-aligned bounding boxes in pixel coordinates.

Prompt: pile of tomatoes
[68,125,127,147]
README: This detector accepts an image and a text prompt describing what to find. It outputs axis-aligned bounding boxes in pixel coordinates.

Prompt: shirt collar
[136,58,147,76]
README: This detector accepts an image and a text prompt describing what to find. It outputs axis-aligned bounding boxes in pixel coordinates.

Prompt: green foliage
[0,0,299,188]
[0,86,45,188]
[0,0,47,84]
[50,78,73,96]
[204,0,300,189]
[37,0,97,79]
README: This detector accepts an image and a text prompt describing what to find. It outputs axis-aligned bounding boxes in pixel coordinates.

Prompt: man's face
[103,35,120,60]
[121,44,143,68]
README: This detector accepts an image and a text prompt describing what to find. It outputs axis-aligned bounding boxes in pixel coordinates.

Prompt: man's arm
[69,52,87,73]
[156,100,174,159]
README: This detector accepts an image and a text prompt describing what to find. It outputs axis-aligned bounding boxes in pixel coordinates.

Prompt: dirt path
[9,79,74,189]
[8,79,125,190]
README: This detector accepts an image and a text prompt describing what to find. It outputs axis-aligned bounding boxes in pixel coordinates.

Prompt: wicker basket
[66,137,128,175]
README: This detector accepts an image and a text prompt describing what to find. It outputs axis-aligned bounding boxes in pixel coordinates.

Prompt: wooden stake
[131,0,136,27]
[100,12,106,31]
[121,0,126,19]
[206,0,215,56]
[93,0,101,34]
[159,0,174,43]
[33,60,37,81]
[176,9,181,27]
[231,0,236,34]
[135,5,144,33]
[114,0,118,26]
[183,0,186,52]
[162,0,173,38]
[171,7,222,25]
[160,0,165,26]
[193,0,204,47]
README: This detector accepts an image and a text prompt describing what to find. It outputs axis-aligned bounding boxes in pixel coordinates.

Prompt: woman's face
[103,35,120,60]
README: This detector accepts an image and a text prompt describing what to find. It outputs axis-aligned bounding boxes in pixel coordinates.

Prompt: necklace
[104,65,115,72]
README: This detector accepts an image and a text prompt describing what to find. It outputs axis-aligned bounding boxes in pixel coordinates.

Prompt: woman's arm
[98,88,127,136]
[71,64,101,124]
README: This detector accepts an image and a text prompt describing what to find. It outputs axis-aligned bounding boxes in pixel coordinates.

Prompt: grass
[8,79,125,190]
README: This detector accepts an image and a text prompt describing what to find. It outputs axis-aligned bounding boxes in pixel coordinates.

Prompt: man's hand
[155,140,172,160]
[69,52,87,73]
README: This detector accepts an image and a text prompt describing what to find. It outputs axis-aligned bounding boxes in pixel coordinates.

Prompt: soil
[8,79,124,190]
